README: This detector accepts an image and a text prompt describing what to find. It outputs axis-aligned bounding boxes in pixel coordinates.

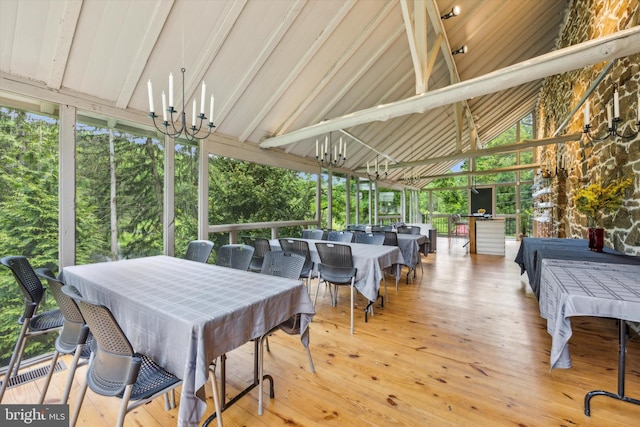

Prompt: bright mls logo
[1,404,68,426]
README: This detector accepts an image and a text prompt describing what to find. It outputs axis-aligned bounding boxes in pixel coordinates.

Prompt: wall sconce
[441,6,461,20]
[452,45,468,56]
[583,87,640,141]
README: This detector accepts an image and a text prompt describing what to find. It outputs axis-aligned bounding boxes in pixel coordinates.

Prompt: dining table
[60,255,315,427]
[515,237,640,299]
[271,238,404,304]
[396,233,429,265]
[539,258,640,415]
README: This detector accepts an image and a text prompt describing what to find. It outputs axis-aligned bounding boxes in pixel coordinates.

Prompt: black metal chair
[60,286,199,427]
[314,243,358,334]
[35,268,92,405]
[301,229,323,240]
[184,239,214,263]
[278,238,315,292]
[0,256,64,402]
[382,231,403,291]
[242,236,272,272]
[215,244,255,271]
[354,232,385,245]
[327,230,353,243]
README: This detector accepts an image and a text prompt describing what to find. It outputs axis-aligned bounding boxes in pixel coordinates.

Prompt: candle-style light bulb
[607,103,613,129]
[200,82,206,115]
[147,80,154,113]
[315,139,319,157]
[161,91,167,122]
[209,95,214,124]
[169,73,174,108]
[192,99,196,127]
[613,90,620,119]
[584,99,590,127]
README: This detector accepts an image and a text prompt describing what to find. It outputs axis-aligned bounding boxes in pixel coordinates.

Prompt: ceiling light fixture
[452,45,468,55]
[441,6,461,20]
[316,132,347,169]
[147,68,215,141]
[366,156,388,181]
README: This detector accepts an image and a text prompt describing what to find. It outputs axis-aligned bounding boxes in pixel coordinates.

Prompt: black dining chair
[242,236,272,272]
[184,239,214,263]
[60,285,197,427]
[355,232,385,245]
[278,238,315,292]
[215,244,255,271]
[327,230,353,243]
[0,256,64,402]
[301,229,324,240]
[35,268,92,405]
[314,242,358,334]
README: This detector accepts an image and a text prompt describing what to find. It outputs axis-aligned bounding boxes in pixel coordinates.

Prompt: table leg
[584,320,640,416]
[202,341,275,426]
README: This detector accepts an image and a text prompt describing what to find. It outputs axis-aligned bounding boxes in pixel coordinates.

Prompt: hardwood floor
[4,238,639,426]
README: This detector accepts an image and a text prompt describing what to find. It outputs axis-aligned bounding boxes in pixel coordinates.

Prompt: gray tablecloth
[61,255,315,427]
[271,238,404,302]
[539,259,640,369]
[397,234,428,266]
[515,237,640,298]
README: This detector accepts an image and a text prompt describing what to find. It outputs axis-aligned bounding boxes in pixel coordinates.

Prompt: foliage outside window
[0,108,58,366]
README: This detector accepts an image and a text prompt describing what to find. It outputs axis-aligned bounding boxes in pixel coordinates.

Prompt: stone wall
[536,0,640,255]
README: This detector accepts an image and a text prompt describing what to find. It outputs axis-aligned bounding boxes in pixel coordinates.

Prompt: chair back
[397,225,420,235]
[61,286,136,397]
[355,232,385,245]
[278,239,313,278]
[383,231,399,247]
[184,240,214,263]
[327,231,353,243]
[36,268,90,353]
[301,229,324,240]
[242,236,272,271]
[314,243,357,285]
[260,251,305,281]
[215,244,255,271]
[1,256,46,317]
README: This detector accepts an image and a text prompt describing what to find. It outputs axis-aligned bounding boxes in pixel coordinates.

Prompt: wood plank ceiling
[0,0,579,188]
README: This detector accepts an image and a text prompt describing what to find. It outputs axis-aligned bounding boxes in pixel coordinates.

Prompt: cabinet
[532,175,553,237]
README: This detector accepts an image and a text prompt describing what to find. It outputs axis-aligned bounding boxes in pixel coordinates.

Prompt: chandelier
[316,133,347,169]
[366,157,388,181]
[583,86,639,141]
[147,68,215,141]
[403,169,420,186]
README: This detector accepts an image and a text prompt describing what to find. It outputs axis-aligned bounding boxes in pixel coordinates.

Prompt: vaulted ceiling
[2,0,634,188]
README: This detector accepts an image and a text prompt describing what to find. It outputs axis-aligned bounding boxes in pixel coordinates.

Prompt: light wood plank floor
[4,238,639,426]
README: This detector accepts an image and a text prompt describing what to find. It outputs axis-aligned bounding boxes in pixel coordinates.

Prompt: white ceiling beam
[240,0,357,143]
[48,0,83,90]
[259,26,640,149]
[116,0,173,109]
[374,133,581,171]
[415,163,542,180]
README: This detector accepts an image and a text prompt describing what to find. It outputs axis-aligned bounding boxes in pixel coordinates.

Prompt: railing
[208,220,320,243]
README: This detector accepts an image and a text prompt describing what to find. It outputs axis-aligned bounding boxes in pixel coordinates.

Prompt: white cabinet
[475,219,505,256]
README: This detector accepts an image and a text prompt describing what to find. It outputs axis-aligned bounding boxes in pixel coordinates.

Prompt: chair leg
[38,350,60,404]
[70,374,89,427]
[117,385,134,427]
[62,344,85,404]
[0,322,29,402]
[265,335,271,352]
[350,278,354,335]
[208,360,224,427]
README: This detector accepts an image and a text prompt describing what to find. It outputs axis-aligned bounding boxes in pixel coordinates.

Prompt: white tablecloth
[271,239,404,302]
[539,259,640,369]
[61,255,315,427]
